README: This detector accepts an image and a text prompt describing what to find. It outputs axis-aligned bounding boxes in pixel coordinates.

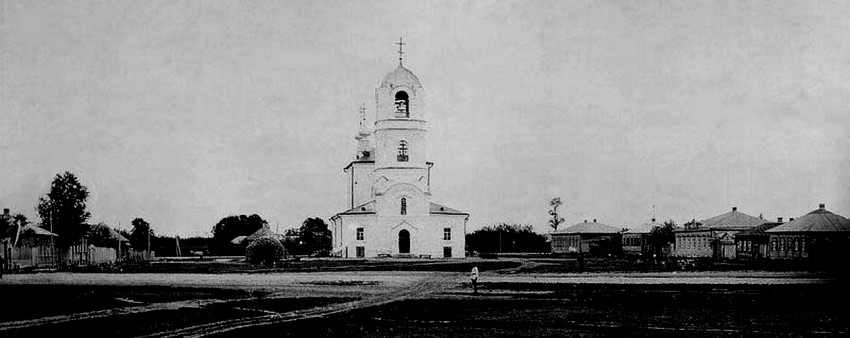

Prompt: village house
[622,218,658,257]
[766,204,850,260]
[674,207,767,259]
[551,219,622,256]
[734,218,783,260]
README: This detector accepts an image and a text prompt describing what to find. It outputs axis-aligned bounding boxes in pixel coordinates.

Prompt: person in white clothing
[470,266,479,294]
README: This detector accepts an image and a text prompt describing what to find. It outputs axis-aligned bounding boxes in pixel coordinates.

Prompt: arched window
[397,140,408,162]
[400,197,407,215]
[394,91,409,117]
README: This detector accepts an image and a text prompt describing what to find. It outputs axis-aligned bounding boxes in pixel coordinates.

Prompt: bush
[246,236,286,265]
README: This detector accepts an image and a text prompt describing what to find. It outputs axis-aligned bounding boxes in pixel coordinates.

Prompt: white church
[330,48,469,258]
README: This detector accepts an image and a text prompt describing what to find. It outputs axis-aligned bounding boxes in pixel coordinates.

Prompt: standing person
[470,265,479,294]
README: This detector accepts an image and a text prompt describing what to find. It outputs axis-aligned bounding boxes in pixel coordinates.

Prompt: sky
[1,0,849,237]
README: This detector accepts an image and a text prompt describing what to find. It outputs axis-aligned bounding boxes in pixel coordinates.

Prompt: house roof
[106,227,129,242]
[625,219,659,234]
[736,222,783,237]
[554,220,620,234]
[247,226,283,241]
[20,224,58,237]
[699,207,767,229]
[429,202,468,215]
[767,205,850,233]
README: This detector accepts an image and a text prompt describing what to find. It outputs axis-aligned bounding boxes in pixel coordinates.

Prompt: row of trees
[466,223,550,253]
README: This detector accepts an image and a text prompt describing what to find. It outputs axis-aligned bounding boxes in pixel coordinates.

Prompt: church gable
[391,220,418,230]
[337,200,377,215]
[430,202,468,216]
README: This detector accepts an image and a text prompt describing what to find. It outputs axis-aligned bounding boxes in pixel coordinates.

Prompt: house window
[395,91,409,117]
[356,228,364,241]
[356,246,365,258]
[400,197,407,215]
[398,141,409,162]
[443,228,451,241]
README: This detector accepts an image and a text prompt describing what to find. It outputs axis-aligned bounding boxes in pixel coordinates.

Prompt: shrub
[246,236,286,265]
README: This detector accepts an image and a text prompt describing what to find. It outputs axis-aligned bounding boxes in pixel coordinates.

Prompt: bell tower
[371,40,430,197]
[331,38,469,259]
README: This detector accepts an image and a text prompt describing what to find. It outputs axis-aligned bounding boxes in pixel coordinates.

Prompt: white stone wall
[350,162,375,208]
[333,212,466,258]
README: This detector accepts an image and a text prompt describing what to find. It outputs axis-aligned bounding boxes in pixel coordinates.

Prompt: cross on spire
[358,103,366,129]
[395,37,406,64]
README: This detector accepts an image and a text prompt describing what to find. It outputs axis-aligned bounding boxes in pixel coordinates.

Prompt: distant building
[622,218,658,256]
[674,207,767,259]
[735,218,783,260]
[766,204,850,260]
[552,219,622,256]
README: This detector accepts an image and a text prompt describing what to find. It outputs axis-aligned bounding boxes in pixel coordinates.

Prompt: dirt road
[0,266,840,337]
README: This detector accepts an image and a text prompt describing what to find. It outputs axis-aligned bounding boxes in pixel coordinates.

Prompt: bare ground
[0,259,846,337]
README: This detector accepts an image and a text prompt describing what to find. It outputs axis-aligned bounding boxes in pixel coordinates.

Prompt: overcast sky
[2,0,849,236]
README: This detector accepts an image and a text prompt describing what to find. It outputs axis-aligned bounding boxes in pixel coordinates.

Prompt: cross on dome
[395,37,406,64]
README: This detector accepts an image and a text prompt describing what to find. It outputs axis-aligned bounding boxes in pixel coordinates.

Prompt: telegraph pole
[50,209,56,266]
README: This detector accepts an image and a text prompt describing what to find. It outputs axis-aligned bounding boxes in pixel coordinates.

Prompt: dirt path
[0,270,459,337]
[140,273,454,338]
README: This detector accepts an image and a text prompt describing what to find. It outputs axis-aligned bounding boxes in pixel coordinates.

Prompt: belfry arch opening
[394,91,409,117]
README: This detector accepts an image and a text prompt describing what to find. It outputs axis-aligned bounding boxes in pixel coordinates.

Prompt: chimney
[819,203,825,210]
[583,219,587,223]
[651,218,656,223]
[777,217,783,223]
[2,208,8,216]
[592,219,597,223]
[732,206,737,212]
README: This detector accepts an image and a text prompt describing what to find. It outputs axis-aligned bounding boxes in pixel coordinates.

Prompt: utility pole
[50,209,55,266]
[147,225,151,259]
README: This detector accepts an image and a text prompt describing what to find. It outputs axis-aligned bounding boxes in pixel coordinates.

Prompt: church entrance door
[398,230,410,254]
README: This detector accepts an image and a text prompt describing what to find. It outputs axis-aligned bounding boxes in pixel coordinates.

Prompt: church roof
[381,64,422,88]
[337,200,377,215]
[429,202,468,215]
[554,220,620,235]
[699,207,767,229]
[767,205,850,233]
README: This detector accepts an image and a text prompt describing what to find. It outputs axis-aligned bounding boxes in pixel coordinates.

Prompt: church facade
[330,59,468,258]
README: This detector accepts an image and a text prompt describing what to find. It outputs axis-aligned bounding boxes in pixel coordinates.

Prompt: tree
[130,218,154,252]
[87,223,114,248]
[548,197,565,232]
[296,217,331,256]
[648,220,676,256]
[465,223,549,254]
[36,171,91,247]
[211,214,267,255]
[0,210,15,242]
